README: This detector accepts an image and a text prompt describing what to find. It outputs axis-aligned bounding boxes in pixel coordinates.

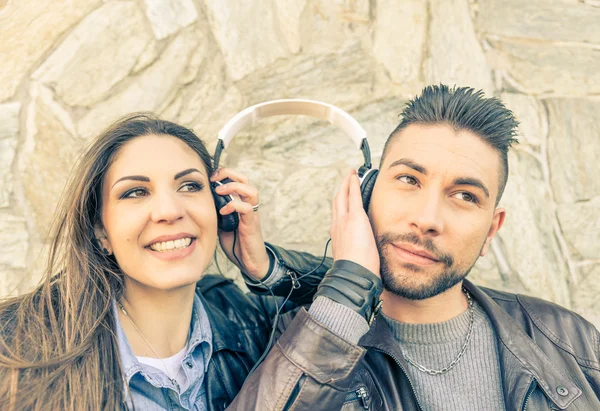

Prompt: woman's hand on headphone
[211,168,271,280]
[330,169,380,278]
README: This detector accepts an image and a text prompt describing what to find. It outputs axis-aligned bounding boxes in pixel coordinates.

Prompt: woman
[0,113,326,410]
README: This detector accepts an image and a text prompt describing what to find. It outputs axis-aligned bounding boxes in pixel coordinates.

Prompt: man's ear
[94,224,113,256]
[480,208,506,257]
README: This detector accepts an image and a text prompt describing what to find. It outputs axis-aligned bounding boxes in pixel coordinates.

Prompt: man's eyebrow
[111,175,149,189]
[453,177,490,198]
[387,158,427,175]
[174,168,204,180]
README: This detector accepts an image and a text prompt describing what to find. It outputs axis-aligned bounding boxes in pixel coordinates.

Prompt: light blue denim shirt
[114,293,213,410]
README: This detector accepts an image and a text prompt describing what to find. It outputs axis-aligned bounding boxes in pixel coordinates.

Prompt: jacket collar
[196,287,247,354]
[359,313,423,408]
[360,280,581,410]
[464,280,581,410]
[361,314,410,368]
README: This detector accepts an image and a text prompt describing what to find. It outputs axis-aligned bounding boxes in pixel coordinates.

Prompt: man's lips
[391,243,441,266]
[395,243,439,260]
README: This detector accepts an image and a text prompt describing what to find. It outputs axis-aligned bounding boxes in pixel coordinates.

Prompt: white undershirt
[138,346,189,392]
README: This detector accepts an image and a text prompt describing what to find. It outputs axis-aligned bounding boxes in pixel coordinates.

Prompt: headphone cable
[230,230,331,377]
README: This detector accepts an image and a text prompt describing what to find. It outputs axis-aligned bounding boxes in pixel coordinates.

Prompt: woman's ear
[94,224,113,256]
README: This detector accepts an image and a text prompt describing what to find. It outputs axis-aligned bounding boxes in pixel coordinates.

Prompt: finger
[348,170,363,212]
[334,170,353,217]
[219,200,254,217]
[219,200,261,230]
[213,181,259,203]
[211,167,250,184]
[330,184,338,240]
[331,188,337,221]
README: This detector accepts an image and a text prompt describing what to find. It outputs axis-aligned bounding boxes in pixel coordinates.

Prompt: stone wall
[1,0,598,327]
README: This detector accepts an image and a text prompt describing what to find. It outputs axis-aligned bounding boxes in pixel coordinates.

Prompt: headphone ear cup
[211,180,240,232]
[218,209,239,232]
[359,169,378,212]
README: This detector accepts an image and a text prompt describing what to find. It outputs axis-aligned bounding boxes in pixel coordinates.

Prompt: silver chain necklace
[117,301,177,381]
[401,288,475,376]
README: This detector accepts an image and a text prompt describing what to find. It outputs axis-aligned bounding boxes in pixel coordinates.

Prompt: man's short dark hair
[381,85,519,204]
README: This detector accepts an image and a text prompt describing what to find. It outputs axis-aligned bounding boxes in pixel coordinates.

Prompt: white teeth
[149,237,192,252]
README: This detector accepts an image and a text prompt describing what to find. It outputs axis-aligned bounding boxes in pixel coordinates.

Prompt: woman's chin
[124,269,205,293]
[118,248,213,292]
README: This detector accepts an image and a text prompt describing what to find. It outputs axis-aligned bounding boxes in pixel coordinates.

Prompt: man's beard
[376,232,476,300]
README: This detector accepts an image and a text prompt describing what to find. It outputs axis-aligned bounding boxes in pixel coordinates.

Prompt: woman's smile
[145,238,197,261]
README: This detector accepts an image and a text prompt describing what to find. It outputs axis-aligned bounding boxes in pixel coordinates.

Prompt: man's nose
[410,192,445,237]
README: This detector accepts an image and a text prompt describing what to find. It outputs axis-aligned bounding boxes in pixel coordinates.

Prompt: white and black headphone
[211,99,379,232]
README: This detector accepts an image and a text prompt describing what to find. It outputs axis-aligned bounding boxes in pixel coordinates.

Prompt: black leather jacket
[229,259,600,410]
[197,243,329,411]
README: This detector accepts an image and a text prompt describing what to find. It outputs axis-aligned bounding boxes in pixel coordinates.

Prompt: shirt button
[556,386,569,396]
[185,361,193,368]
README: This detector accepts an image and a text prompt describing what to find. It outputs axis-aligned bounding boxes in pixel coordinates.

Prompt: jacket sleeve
[243,242,333,306]
[226,307,364,411]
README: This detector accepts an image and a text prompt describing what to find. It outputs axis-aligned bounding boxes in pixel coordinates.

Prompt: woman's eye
[397,175,418,185]
[179,182,204,192]
[122,188,148,199]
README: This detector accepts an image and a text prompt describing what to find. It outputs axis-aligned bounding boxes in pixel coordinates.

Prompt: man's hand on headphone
[330,169,380,277]
[211,168,270,280]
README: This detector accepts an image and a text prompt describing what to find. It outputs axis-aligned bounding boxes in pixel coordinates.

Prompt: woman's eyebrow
[174,168,204,180]
[111,175,149,189]
[111,168,205,189]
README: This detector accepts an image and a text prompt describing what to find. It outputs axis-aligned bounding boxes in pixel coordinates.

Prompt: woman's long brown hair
[0,113,213,410]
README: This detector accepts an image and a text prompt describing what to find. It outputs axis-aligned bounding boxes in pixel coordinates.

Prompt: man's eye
[122,188,148,199]
[179,182,204,192]
[454,192,478,204]
[397,175,418,185]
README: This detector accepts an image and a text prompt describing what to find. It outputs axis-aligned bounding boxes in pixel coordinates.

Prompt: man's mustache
[376,232,454,268]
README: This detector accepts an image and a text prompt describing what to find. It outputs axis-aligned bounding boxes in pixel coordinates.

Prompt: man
[229,85,600,410]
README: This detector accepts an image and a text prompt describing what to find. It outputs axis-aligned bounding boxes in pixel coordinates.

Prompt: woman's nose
[150,191,184,224]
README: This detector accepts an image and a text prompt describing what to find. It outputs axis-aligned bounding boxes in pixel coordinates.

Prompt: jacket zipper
[356,387,369,409]
[522,378,536,411]
[522,392,531,411]
[372,348,424,411]
[344,386,370,409]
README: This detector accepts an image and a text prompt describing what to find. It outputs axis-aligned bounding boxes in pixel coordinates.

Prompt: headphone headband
[214,99,371,169]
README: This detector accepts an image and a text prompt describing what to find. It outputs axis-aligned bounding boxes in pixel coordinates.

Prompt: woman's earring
[93,236,112,256]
